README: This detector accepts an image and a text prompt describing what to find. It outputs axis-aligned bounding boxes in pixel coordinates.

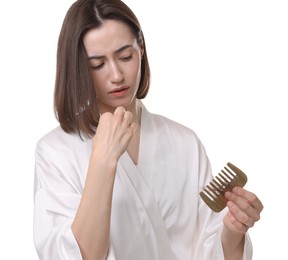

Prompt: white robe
[33,101,253,260]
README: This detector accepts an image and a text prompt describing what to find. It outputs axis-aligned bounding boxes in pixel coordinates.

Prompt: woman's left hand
[223,187,264,234]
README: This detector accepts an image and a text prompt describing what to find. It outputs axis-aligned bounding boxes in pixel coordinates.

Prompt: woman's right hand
[73,106,137,259]
[91,106,138,164]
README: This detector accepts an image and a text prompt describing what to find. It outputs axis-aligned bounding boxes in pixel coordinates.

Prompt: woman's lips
[109,86,129,97]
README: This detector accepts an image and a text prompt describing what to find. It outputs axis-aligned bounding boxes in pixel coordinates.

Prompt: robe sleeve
[33,138,83,260]
[192,137,253,260]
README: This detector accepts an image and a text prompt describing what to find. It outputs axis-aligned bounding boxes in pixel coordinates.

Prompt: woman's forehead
[83,20,136,56]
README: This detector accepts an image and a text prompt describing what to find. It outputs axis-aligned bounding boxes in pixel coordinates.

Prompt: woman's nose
[109,62,124,83]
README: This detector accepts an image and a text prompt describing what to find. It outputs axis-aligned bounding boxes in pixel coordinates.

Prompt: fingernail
[225,191,232,199]
[227,201,234,208]
[232,186,240,194]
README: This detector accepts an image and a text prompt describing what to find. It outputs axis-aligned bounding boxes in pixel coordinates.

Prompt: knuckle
[241,203,250,211]
[248,193,258,204]
[254,214,261,222]
[241,214,250,224]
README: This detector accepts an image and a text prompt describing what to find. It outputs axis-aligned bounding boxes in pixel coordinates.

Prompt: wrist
[221,225,244,258]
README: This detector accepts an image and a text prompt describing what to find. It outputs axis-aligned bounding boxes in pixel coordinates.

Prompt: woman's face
[83,20,143,114]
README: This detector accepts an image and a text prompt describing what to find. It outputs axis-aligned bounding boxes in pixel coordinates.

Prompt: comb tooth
[204,181,221,198]
[210,182,228,211]
[221,170,233,181]
[200,176,230,212]
[226,163,248,186]
[204,186,216,199]
[224,166,236,178]
[200,182,227,212]
[199,190,224,212]
[201,187,219,206]
[219,172,230,183]
[217,172,231,194]
[221,169,236,188]
[211,179,222,193]
[227,162,245,176]
[216,175,227,188]
[207,185,218,197]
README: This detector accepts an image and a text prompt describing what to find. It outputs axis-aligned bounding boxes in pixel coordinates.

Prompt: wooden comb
[199,162,248,212]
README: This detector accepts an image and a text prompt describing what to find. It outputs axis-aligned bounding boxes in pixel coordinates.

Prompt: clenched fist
[91,106,138,164]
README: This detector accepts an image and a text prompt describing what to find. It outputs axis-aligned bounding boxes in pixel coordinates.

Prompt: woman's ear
[140,45,144,58]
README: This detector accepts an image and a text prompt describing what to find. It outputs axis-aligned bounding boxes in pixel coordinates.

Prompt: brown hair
[54,0,150,137]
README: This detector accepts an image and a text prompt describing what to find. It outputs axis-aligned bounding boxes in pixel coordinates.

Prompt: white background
[0,0,287,259]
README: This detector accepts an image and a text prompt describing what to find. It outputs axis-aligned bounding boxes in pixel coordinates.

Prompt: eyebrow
[87,44,133,60]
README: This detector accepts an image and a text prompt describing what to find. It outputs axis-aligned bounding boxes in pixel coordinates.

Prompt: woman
[33,0,263,259]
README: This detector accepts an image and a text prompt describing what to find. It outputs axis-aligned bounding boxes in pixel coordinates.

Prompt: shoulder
[34,126,91,189]
[154,113,195,133]
[141,102,195,134]
[149,111,201,144]
[35,126,91,160]
[144,109,207,158]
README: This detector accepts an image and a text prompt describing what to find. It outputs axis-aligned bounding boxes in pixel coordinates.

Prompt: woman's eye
[91,63,104,70]
[120,55,132,61]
